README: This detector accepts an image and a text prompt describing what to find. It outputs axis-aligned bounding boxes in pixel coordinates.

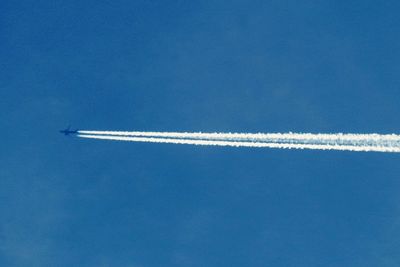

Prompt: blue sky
[1,0,400,266]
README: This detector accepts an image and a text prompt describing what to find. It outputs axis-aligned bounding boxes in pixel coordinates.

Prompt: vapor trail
[78,130,400,150]
[79,130,400,141]
[77,134,400,153]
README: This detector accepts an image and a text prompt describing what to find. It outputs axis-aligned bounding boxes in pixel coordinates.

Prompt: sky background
[1,0,400,266]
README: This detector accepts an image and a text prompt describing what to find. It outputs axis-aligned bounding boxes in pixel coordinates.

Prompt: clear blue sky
[1,1,400,266]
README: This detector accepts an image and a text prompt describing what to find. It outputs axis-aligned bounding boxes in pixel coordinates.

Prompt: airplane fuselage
[60,128,78,136]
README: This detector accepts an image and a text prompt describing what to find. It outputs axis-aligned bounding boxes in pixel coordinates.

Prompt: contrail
[77,133,400,153]
[79,130,400,142]
[78,130,400,149]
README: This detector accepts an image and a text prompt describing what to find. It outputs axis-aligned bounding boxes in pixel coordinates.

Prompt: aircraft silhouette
[60,125,78,136]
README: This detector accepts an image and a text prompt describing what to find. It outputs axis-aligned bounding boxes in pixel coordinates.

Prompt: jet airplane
[60,126,78,136]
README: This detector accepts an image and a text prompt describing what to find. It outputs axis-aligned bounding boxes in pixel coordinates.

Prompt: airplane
[60,125,78,136]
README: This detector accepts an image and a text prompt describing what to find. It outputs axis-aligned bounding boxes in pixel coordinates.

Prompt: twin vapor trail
[76,130,400,153]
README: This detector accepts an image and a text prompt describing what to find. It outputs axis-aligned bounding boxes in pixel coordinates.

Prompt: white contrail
[77,134,400,153]
[78,130,400,149]
[79,130,400,141]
